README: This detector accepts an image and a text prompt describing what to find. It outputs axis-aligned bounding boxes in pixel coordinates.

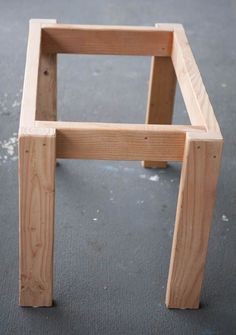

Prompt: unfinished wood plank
[19,127,56,306]
[19,20,42,128]
[36,52,57,121]
[166,132,223,309]
[143,56,176,168]
[20,19,57,128]
[36,121,202,132]
[41,24,173,56]
[36,52,57,120]
[171,25,221,133]
[35,121,205,161]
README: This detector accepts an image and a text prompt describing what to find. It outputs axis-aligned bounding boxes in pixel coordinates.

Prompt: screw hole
[144,137,148,140]
[43,143,46,146]
[44,70,49,76]
[25,150,29,153]
[197,146,200,149]
[213,155,216,158]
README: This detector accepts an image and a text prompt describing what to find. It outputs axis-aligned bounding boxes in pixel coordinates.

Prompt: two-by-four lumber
[20,19,57,129]
[36,52,57,121]
[19,19,57,307]
[35,121,205,161]
[19,127,56,306]
[41,24,173,56]
[143,56,177,168]
[19,20,42,128]
[165,132,223,309]
[170,24,221,133]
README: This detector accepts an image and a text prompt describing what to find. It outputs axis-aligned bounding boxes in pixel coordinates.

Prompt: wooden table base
[18,20,223,309]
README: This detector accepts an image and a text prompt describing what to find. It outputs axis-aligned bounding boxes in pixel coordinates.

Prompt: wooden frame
[19,19,223,309]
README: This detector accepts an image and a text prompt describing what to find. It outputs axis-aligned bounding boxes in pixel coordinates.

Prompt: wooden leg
[166,133,223,309]
[19,128,56,306]
[37,52,59,166]
[143,56,176,168]
[36,52,57,121]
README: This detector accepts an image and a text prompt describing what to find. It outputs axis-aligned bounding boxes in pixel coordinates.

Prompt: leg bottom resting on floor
[166,133,223,309]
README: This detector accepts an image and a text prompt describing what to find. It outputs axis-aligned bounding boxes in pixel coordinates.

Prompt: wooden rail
[35,121,205,160]
[41,24,173,56]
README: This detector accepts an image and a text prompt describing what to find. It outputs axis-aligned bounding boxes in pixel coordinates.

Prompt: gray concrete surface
[0,0,236,334]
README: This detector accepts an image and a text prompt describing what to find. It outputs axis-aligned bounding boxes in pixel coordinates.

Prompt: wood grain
[36,121,205,161]
[143,56,176,168]
[19,19,57,307]
[19,20,223,309]
[19,127,56,306]
[171,25,221,133]
[166,132,223,308]
[19,20,42,128]
[41,24,173,56]
[20,19,57,129]
[36,51,57,121]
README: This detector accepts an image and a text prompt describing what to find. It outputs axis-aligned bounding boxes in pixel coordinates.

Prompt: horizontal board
[35,121,205,161]
[41,24,173,56]
[171,25,221,133]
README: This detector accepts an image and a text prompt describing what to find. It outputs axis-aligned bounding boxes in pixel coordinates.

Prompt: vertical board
[36,52,57,121]
[19,129,56,306]
[166,133,223,308]
[143,56,176,168]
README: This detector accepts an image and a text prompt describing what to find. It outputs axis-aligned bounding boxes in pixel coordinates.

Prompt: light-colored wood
[41,24,173,56]
[36,19,57,121]
[19,20,42,128]
[19,20,223,309]
[171,25,221,133]
[36,121,204,132]
[143,56,176,168]
[19,127,56,307]
[48,123,185,161]
[166,132,223,309]
[19,19,57,307]
[35,121,205,161]
[36,52,57,121]
[20,19,57,129]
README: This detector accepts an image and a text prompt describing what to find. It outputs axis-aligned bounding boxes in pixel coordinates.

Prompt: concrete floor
[0,0,236,334]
